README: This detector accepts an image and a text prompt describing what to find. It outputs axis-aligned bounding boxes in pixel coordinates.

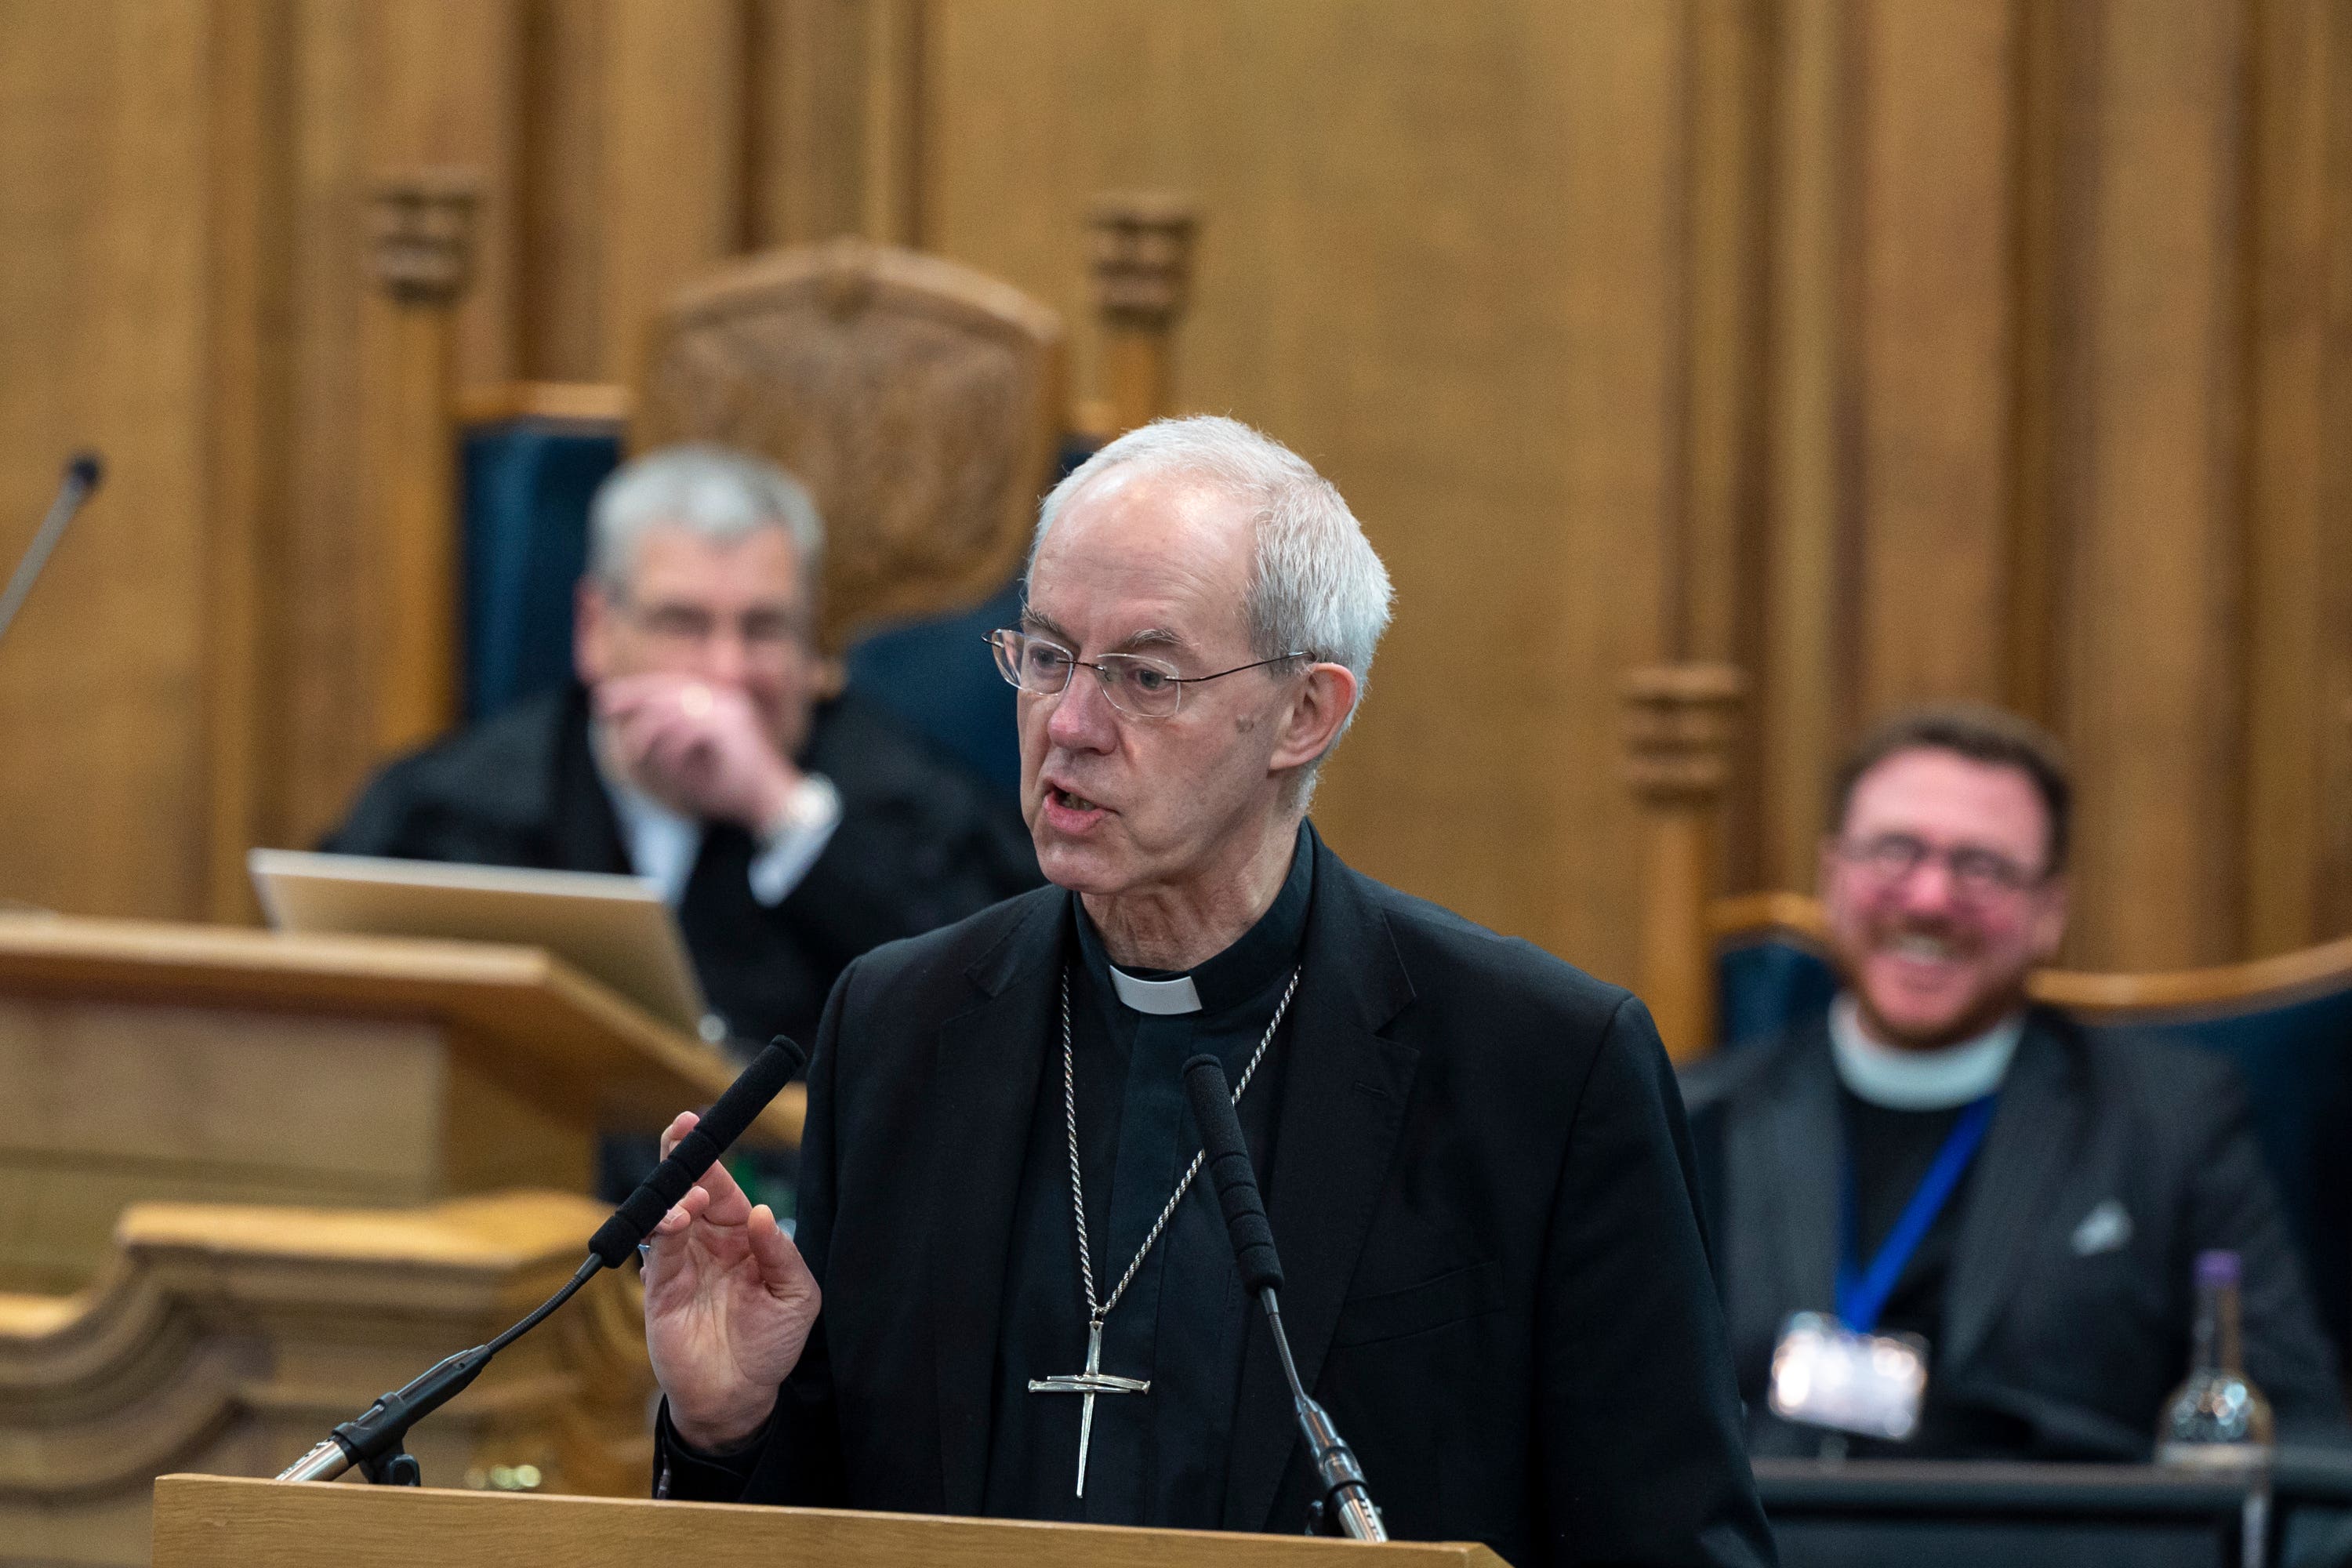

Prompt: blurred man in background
[1685,706,2347,1458]
[328,444,1040,1054]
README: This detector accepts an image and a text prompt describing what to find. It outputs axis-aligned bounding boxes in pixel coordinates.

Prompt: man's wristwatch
[764,774,841,844]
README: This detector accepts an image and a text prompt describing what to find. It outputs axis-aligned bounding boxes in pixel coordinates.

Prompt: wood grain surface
[151,1474,1512,1568]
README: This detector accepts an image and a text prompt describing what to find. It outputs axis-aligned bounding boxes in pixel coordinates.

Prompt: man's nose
[1897,853,1962,911]
[701,624,750,685]
[1045,666,1119,750]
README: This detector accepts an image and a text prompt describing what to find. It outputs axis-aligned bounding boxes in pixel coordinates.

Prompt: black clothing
[1685,1009,2352,1460]
[324,682,1041,1050]
[1840,1091,1976,1356]
[659,824,1773,1568]
[984,823,1312,1526]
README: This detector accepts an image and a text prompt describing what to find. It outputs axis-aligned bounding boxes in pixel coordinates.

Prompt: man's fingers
[659,1110,699,1161]
[691,1152,757,1222]
[745,1204,810,1295]
[667,1183,715,1228]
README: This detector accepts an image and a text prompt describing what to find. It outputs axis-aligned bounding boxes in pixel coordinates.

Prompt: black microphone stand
[276,1256,604,1485]
[1259,1285,1387,1541]
[1183,1054,1386,1541]
[277,1035,807,1486]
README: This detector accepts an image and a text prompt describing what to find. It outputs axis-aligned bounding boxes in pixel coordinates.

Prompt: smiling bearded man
[638,416,1774,1567]
[1684,706,2349,1461]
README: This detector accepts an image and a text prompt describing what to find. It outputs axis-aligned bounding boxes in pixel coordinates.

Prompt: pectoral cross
[1027,1318,1150,1497]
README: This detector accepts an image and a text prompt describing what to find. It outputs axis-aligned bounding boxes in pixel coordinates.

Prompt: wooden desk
[152,1474,1513,1568]
[0,913,800,1290]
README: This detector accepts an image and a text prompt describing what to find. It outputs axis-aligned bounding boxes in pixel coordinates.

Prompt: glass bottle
[2157,1250,2275,1467]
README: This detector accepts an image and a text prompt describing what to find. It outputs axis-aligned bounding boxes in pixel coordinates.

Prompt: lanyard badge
[1769,1094,1998,1442]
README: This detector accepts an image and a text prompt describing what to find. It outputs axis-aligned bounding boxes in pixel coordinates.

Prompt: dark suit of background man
[327,444,1040,1054]
[639,416,1774,1567]
[1685,706,2350,1460]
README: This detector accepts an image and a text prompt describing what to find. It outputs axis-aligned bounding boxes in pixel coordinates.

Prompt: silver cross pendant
[1026,1319,1150,1497]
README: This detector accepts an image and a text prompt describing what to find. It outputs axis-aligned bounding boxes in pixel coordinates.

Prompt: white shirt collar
[1109,967,1203,1015]
[1828,994,2023,1110]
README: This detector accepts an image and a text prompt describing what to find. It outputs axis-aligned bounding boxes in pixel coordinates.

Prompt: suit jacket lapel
[549,684,633,873]
[1223,835,1418,1532]
[1940,1015,2081,1371]
[1722,1018,1842,1363]
[926,890,1065,1515]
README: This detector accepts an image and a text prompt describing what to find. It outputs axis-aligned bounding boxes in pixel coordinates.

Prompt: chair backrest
[459,412,622,720]
[632,238,1067,657]
[1712,894,2352,1359]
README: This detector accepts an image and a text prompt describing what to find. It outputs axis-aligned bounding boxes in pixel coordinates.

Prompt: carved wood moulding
[0,1192,651,1509]
[1087,192,1200,327]
[634,237,1068,654]
[1621,662,1748,804]
[366,170,483,307]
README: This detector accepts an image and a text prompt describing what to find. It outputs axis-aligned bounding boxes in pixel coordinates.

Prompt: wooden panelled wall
[2,1,2350,982]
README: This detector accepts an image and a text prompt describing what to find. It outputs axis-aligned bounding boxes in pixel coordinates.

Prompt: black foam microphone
[0,452,103,646]
[1183,1054,1386,1543]
[590,1033,808,1265]
[278,1035,807,1486]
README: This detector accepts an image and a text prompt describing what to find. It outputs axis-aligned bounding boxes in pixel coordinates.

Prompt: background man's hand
[642,1109,822,1450]
[596,673,801,833]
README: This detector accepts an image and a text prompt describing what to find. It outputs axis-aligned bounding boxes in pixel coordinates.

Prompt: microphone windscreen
[1184,1054,1284,1295]
[694,1034,808,1152]
[66,452,102,493]
[587,1035,808,1267]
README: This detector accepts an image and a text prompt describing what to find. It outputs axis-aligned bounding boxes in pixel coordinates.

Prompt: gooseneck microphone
[277,1035,808,1485]
[1184,1054,1386,1542]
[0,452,103,647]
[590,1036,807,1265]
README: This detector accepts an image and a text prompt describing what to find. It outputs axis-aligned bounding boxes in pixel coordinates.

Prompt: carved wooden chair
[633,238,1066,661]
[453,205,1199,796]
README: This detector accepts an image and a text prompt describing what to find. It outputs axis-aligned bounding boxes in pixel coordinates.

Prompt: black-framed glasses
[1837,833,2045,898]
[986,628,1306,720]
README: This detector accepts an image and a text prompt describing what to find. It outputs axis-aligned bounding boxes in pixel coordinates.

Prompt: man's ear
[1270,662,1359,774]
[574,579,612,685]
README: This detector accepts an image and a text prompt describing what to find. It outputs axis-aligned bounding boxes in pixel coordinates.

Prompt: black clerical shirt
[1838,1090,2009,1454]
[982,825,1312,1526]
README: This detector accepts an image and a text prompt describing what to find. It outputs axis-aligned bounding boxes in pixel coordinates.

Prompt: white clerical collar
[1109,967,1202,1015]
[1828,994,2023,1110]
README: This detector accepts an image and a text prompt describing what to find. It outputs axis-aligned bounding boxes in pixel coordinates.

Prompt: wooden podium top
[153,1475,1514,1567]
[0,913,801,1145]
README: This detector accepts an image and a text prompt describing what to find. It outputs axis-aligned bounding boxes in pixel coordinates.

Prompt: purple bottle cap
[2196,1250,2241,1288]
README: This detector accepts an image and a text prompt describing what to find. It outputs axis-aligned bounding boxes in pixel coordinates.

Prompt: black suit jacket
[1682,1009,2352,1459]
[324,683,1041,1048]
[662,828,1773,1568]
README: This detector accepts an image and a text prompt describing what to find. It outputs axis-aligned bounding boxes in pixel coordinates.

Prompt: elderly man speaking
[642,418,1772,1566]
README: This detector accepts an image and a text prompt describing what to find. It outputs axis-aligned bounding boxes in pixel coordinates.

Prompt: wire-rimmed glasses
[1835,833,2045,900]
[986,628,1306,720]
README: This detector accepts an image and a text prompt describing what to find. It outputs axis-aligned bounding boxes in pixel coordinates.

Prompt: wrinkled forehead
[1843,746,2053,860]
[1024,469,1256,656]
[623,521,804,604]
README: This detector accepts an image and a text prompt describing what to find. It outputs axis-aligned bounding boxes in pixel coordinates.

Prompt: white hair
[587,444,825,598]
[1029,416,1395,788]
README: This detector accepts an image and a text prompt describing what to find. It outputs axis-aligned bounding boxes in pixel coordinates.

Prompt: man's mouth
[1882,932,1963,963]
[1048,786,1106,814]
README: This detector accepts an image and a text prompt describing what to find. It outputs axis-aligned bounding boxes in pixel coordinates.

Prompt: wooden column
[1623,663,1746,1062]
[1085,193,1199,437]
[362,172,478,757]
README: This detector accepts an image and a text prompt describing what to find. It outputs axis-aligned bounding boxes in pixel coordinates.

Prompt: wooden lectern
[0,913,800,1291]
[153,1475,1515,1567]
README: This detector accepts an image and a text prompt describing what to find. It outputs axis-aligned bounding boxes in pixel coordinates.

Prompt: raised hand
[595,673,803,835]
[642,1109,822,1450]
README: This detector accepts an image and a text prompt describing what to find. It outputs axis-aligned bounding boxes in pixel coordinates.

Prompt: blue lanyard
[1835,1094,1997,1335]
